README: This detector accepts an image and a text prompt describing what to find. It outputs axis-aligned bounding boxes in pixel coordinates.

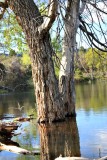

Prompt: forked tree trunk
[8,0,80,123]
[59,0,80,116]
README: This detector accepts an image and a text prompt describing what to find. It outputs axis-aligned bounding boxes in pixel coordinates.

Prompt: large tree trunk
[8,0,64,123]
[31,33,64,123]
[59,0,80,116]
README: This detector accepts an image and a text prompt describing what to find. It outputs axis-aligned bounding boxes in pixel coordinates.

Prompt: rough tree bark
[3,0,82,123]
[8,0,64,123]
[59,0,80,116]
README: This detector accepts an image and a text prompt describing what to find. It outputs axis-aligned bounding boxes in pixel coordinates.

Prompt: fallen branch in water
[0,142,40,155]
[0,122,19,135]
[55,157,88,160]
[13,117,33,122]
[55,156,107,160]
[0,115,34,135]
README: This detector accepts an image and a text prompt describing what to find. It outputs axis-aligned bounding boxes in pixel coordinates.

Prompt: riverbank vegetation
[74,47,107,82]
[0,53,32,93]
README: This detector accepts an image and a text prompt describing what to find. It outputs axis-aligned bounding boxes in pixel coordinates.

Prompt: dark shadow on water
[39,117,81,160]
[0,138,20,147]
[0,133,20,153]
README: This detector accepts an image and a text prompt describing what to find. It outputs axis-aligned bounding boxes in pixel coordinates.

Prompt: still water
[76,80,107,158]
[0,80,107,159]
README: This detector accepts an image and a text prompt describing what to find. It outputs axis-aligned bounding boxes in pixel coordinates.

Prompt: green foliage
[53,53,62,78]
[79,46,86,54]
[36,0,47,15]
[85,48,107,71]
[54,65,60,78]
[21,53,31,66]
[0,10,29,54]
[52,37,62,53]
[0,55,33,92]
[75,47,107,81]
[75,69,83,80]
[9,49,17,56]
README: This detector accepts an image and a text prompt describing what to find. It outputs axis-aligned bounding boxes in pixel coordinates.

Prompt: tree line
[75,47,107,81]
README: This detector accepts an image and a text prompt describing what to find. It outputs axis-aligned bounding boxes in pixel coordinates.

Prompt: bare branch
[41,0,58,32]
[79,22,107,52]
[0,1,8,8]
[88,1,107,15]
[0,7,6,19]
[0,0,8,19]
[79,0,86,15]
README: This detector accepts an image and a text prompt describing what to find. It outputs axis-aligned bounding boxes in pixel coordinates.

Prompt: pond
[0,80,107,159]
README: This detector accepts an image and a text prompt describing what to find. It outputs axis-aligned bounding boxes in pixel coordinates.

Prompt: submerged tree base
[65,112,76,118]
[37,118,65,124]
[37,114,76,124]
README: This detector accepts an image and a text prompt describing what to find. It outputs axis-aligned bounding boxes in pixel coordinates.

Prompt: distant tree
[85,48,107,76]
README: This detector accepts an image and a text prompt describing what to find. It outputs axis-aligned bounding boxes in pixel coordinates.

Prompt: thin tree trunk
[59,0,80,116]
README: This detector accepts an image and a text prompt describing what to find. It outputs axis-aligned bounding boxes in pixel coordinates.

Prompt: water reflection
[0,92,38,160]
[39,118,80,160]
[0,134,20,147]
[76,81,107,158]
[0,92,36,117]
[76,80,107,113]
[0,119,39,160]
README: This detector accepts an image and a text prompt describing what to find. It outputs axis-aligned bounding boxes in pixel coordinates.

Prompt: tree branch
[0,142,40,155]
[0,7,6,19]
[79,0,86,15]
[0,1,8,8]
[41,0,58,32]
[87,1,107,15]
[79,16,107,52]
[65,0,72,20]
[0,0,8,19]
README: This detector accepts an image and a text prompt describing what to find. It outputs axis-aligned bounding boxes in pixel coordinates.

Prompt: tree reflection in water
[39,118,80,160]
